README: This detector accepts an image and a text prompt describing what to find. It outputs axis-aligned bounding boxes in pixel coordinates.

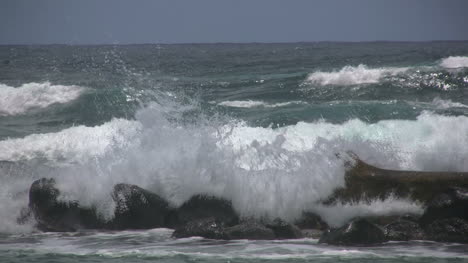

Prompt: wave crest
[0,82,86,116]
[440,56,468,69]
[305,64,407,86]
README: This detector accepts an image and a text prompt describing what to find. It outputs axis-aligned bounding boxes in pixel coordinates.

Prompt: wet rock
[266,218,303,239]
[319,218,386,246]
[111,183,175,230]
[175,194,239,227]
[420,187,468,226]
[29,178,105,231]
[226,220,275,240]
[424,218,468,243]
[384,219,425,241]
[172,217,229,239]
[295,212,328,230]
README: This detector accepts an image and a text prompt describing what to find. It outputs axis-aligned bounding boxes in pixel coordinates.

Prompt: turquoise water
[0,42,467,262]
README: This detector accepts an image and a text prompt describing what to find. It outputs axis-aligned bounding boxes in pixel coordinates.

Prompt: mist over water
[0,42,467,262]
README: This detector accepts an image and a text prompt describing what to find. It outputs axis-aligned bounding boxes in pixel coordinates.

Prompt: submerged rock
[225,220,275,240]
[424,218,468,243]
[29,178,105,231]
[419,187,468,226]
[172,217,229,239]
[175,194,239,227]
[111,183,175,230]
[319,218,386,246]
[384,219,425,241]
[266,218,303,239]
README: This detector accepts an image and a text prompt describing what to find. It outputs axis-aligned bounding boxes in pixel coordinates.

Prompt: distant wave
[440,56,468,69]
[0,82,86,116]
[305,64,408,86]
[217,100,304,108]
[430,97,468,109]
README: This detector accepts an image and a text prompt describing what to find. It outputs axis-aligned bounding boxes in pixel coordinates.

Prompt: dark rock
[172,217,229,239]
[424,218,468,243]
[110,183,175,230]
[295,212,328,230]
[16,207,33,225]
[266,218,303,239]
[384,219,425,241]
[420,187,468,226]
[29,178,105,231]
[226,220,275,240]
[319,219,386,246]
[175,194,239,227]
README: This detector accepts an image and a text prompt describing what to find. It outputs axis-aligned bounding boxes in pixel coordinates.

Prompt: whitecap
[305,64,408,86]
[0,82,86,116]
[440,56,468,69]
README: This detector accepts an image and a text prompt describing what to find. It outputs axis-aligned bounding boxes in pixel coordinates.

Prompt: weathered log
[326,155,468,204]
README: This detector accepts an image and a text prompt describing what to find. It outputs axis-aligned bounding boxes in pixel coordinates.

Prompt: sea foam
[0,82,86,116]
[305,64,408,86]
[440,56,468,69]
[1,100,467,231]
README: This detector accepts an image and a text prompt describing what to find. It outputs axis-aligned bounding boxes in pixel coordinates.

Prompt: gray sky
[1,0,467,44]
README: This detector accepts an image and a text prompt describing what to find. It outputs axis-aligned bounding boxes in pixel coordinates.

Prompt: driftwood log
[325,154,468,204]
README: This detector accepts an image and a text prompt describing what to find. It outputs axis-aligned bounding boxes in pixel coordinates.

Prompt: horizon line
[1,40,468,46]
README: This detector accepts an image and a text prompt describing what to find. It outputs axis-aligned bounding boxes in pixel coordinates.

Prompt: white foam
[0,82,86,116]
[440,56,468,69]
[217,100,303,108]
[430,97,468,109]
[0,118,141,164]
[305,64,408,86]
[1,102,468,231]
[311,198,424,228]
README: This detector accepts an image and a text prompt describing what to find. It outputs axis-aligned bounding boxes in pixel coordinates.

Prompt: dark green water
[0,42,467,262]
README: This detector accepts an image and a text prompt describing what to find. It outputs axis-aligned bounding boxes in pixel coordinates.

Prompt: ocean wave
[305,64,408,86]
[0,82,86,116]
[430,97,468,109]
[0,118,141,164]
[217,100,304,108]
[440,56,468,69]
[1,102,467,231]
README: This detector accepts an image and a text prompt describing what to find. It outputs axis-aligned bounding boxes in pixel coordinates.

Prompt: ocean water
[0,42,467,262]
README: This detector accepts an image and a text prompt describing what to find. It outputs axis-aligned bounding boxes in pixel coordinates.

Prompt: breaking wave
[0,82,86,116]
[1,98,467,231]
[305,65,408,86]
[440,56,468,69]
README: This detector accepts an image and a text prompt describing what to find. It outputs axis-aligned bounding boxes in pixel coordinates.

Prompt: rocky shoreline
[18,158,468,245]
